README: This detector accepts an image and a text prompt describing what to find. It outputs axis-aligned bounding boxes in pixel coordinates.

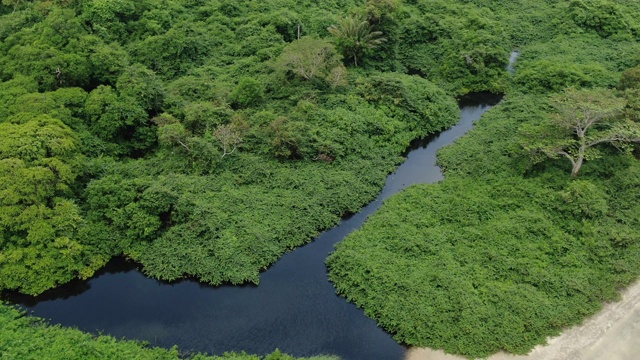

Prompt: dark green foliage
[83,85,151,155]
[229,77,265,109]
[83,0,141,42]
[514,60,614,92]
[621,65,640,122]
[328,94,640,357]
[134,161,389,283]
[357,73,459,134]
[395,1,510,94]
[620,64,640,90]
[2,0,640,357]
[88,41,130,85]
[131,21,228,78]
[327,14,386,67]
[116,64,165,113]
[327,1,640,356]
[0,0,460,295]
[569,0,631,38]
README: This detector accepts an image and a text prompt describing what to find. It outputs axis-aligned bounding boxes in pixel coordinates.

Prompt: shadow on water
[2,257,140,306]
[2,93,503,360]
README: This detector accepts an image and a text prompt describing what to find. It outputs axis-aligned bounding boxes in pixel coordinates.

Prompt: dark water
[3,94,501,360]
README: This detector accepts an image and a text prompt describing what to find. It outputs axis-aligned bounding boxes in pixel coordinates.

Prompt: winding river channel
[3,60,514,359]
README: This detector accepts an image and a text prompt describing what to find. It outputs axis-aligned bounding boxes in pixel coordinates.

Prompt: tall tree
[327,15,386,67]
[274,36,344,82]
[0,115,104,294]
[520,88,640,176]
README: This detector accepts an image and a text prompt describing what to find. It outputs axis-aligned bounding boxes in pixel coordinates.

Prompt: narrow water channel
[3,94,500,360]
[3,87,508,360]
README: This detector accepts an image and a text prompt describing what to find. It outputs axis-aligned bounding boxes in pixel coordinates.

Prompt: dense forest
[0,0,469,296]
[1,0,640,358]
[326,0,640,359]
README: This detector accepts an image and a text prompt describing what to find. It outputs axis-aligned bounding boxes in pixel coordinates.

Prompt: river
[3,72,510,360]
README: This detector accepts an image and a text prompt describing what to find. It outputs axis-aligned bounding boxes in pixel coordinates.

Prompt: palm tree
[327,15,386,67]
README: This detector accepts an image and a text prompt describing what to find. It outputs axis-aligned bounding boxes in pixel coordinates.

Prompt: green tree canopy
[520,88,639,176]
[327,14,386,67]
[0,115,104,294]
[274,36,345,85]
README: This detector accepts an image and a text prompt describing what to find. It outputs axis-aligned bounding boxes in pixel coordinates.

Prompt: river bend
[4,93,502,360]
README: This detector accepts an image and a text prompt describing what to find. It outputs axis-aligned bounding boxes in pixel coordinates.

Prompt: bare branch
[523,88,634,176]
[177,140,191,152]
[555,150,577,167]
[214,124,243,158]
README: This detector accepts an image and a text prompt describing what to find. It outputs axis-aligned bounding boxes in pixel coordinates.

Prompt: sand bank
[405,280,640,360]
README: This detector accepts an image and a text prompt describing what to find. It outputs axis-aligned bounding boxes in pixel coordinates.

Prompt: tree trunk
[571,145,586,176]
[571,157,583,176]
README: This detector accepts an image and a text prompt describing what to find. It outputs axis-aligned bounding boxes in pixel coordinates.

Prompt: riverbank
[327,89,640,357]
[0,302,341,360]
[405,280,640,360]
[1,95,499,360]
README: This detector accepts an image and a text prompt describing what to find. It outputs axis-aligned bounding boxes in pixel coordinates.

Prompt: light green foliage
[274,36,345,84]
[0,115,104,294]
[0,77,110,294]
[0,199,95,295]
[519,88,637,176]
[158,122,189,149]
[559,179,609,218]
[0,75,38,119]
[0,115,77,187]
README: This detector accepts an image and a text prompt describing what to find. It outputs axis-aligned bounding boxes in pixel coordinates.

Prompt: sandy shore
[405,280,640,360]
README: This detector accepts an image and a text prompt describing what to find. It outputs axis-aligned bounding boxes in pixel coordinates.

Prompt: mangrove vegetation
[0,0,639,358]
[327,0,640,358]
